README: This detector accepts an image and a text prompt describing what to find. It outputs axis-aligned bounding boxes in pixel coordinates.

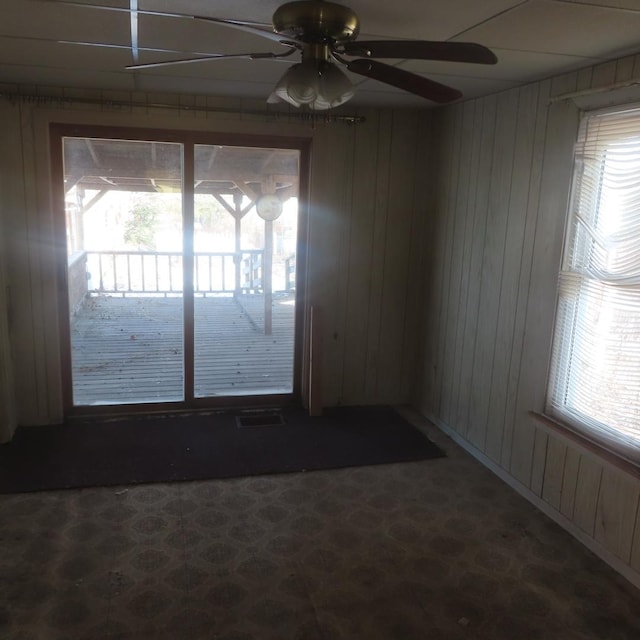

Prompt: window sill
[528,411,640,482]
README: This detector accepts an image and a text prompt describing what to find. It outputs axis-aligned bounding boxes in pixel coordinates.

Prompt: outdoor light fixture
[268,58,355,111]
[255,193,284,221]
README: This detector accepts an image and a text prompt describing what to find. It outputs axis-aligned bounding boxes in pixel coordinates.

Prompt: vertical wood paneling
[342,110,381,403]
[364,110,393,401]
[633,53,640,79]
[575,67,594,92]
[434,106,463,418]
[615,55,635,83]
[305,122,336,395]
[0,160,16,440]
[542,436,567,511]
[455,96,497,438]
[451,101,482,429]
[420,108,455,414]
[418,109,453,414]
[485,83,539,463]
[560,448,580,518]
[466,91,518,451]
[404,113,432,403]
[319,122,356,405]
[500,79,552,470]
[594,469,640,562]
[377,110,420,402]
[509,73,579,487]
[631,505,640,573]
[530,428,548,497]
[305,106,427,406]
[590,60,618,89]
[573,455,603,536]
[442,102,475,426]
[34,113,64,422]
[5,104,42,425]
[437,102,465,422]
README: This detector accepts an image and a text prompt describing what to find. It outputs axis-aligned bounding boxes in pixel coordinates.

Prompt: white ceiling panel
[137,15,286,55]
[557,0,640,10]
[141,0,280,23]
[2,0,640,109]
[0,38,132,69]
[457,0,640,58]
[4,1,129,44]
[338,0,524,40]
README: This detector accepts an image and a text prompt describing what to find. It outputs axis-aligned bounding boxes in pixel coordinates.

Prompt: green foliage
[195,195,230,232]
[123,197,158,249]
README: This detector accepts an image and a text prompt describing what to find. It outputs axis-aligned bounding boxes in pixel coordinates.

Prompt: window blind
[547,106,640,465]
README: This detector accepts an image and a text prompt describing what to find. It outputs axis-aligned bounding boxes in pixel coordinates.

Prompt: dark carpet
[0,405,445,493]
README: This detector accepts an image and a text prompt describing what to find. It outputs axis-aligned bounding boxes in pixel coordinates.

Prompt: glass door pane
[193,144,299,397]
[64,138,184,405]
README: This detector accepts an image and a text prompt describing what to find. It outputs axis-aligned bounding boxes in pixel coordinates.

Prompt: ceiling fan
[52,0,499,110]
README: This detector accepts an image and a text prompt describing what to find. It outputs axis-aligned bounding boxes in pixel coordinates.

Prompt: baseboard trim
[425,412,640,592]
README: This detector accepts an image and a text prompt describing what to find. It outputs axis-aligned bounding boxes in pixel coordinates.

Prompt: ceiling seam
[446,0,530,41]
[554,0,640,15]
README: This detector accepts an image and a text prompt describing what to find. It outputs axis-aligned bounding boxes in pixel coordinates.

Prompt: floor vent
[235,412,285,428]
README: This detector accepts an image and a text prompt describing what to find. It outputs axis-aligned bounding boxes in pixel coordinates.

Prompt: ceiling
[64,138,300,199]
[3,0,640,109]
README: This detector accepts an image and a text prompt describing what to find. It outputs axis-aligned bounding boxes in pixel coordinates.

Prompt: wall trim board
[424,411,640,592]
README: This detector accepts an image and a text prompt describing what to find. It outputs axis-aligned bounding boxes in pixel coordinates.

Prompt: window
[547,105,640,465]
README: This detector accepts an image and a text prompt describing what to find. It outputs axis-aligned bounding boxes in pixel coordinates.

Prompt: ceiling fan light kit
[52,0,499,112]
[268,40,355,110]
[268,59,354,110]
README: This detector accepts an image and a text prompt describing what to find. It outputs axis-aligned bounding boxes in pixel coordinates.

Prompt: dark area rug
[0,405,445,493]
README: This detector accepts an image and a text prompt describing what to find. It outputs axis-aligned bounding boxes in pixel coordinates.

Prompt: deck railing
[284,254,296,292]
[84,250,264,296]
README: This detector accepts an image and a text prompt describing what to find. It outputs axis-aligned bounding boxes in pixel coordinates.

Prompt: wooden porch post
[233,192,243,297]
[264,219,273,336]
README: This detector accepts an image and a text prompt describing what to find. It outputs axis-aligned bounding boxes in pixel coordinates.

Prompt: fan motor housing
[272,1,360,43]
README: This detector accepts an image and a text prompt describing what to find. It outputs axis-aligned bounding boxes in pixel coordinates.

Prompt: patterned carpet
[1,410,639,639]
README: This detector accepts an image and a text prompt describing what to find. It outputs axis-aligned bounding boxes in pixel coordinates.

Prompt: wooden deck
[70,294,296,405]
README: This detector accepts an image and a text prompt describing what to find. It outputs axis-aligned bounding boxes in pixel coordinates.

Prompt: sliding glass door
[192,144,299,398]
[57,128,302,410]
[63,138,185,405]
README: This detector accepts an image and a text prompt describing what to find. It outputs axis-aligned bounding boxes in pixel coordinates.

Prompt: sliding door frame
[50,123,311,418]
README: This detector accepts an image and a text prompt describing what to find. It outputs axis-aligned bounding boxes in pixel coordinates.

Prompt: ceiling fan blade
[126,49,297,71]
[346,59,462,104]
[343,40,497,64]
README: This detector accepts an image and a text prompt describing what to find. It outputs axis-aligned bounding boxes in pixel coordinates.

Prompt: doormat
[0,405,445,493]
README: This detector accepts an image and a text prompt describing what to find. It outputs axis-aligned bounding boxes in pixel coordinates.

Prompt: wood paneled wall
[418,55,640,587]
[0,92,430,427]
[0,155,16,442]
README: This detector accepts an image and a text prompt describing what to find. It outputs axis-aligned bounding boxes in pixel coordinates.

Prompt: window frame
[545,102,640,468]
